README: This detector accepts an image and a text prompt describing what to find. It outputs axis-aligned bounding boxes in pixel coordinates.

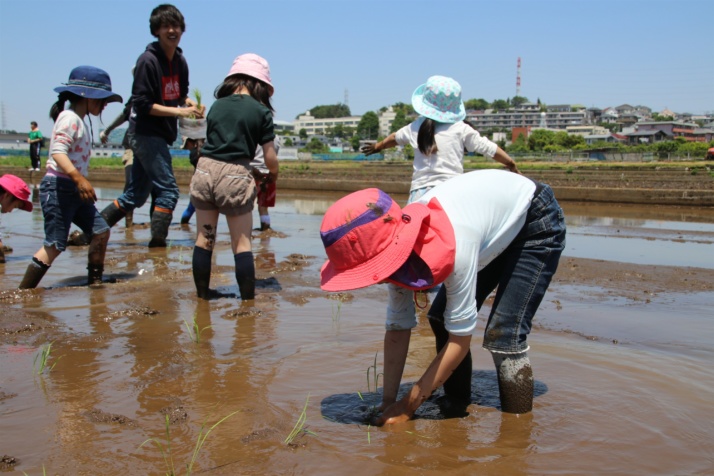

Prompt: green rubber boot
[100,200,127,228]
[148,210,173,248]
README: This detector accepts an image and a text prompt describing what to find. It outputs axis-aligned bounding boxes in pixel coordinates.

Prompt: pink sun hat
[0,174,33,212]
[319,188,456,292]
[225,53,274,96]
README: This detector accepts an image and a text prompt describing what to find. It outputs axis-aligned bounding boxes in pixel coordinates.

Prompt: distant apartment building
[467,103,587,130]
[378,106,397,137]
[292,111,361,135]
[566,125,610,136]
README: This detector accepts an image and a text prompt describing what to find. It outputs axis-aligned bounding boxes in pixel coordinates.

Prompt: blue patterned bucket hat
[411,75,465,123]
[54,66,122,104]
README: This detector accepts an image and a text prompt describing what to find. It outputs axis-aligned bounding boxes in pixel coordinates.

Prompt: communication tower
[516,57,521,97]
[344,89,349,107]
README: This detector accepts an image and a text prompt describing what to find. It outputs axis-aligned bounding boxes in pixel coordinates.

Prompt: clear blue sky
[1,0,712,138]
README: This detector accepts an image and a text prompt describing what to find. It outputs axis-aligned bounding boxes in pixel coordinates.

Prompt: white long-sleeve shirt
[47,110,92,177]
[395,118,498,192]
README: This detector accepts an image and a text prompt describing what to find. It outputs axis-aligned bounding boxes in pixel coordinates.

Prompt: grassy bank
[2,154,712,173]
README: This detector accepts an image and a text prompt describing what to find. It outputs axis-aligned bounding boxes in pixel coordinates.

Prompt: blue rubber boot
[181,202,195,225]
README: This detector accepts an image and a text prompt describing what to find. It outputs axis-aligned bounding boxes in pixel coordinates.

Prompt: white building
[292,111,361,136]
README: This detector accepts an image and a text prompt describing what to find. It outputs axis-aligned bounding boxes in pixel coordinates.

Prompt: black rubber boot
[192,246,212,299]
[100,200,127,228]
[148,210,173,248]
[234,251,255,300]
[87,264,104,287]
[19,258,50,289]
[492,352,534,414]
[429,316,472,402]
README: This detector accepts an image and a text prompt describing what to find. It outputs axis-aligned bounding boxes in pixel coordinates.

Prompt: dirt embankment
[5,162,714,206]
[270,162,714,206]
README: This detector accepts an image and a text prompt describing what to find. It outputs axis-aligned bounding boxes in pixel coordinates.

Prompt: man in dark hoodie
[100,4,204,247]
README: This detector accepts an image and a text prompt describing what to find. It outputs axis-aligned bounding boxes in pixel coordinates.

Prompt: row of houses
[289,102,713,140]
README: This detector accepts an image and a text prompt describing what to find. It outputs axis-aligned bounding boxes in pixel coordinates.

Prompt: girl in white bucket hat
[189,53,279,301]
[363,75,520,203]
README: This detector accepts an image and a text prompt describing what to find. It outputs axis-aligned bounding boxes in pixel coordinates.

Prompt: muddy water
[1,186,713,475]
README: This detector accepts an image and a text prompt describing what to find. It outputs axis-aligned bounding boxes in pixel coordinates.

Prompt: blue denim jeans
[407,186,434,204]
[428,183,566,353]
[40,175,109,252]
[117,134,179,211]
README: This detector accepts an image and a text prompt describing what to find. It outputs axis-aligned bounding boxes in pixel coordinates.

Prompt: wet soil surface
[0,189,712,475]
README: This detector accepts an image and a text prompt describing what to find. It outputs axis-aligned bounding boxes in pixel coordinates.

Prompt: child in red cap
[0,174,33,263]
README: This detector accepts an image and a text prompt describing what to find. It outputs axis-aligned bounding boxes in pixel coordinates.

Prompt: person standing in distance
[27,121,43,172]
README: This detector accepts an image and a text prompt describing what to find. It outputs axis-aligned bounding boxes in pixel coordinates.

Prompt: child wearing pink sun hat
[188,53,278,301]
[320,169,566,425]
[0,174,33,263]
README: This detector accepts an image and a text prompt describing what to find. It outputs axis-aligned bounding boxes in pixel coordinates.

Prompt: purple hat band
[321,189,393,248]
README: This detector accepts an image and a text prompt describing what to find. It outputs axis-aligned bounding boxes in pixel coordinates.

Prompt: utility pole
[0,101,6,131]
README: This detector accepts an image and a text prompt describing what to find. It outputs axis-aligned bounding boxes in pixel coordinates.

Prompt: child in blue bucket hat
[363,75,520,203]
[19,65,122,289]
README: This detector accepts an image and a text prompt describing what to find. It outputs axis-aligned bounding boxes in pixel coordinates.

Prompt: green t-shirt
[200,94,274,162]
[29,129,43,145]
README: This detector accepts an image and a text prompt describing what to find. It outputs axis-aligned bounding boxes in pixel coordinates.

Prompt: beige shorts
[190,156,256,216]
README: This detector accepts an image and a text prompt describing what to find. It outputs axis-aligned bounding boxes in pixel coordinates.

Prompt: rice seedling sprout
[34,342,61,375]
[366,352,383,394]
[186,410,239,474]
[140,409,238,475]
[183,315,211,344]
[139,414,175,475]
[284,394,317,445]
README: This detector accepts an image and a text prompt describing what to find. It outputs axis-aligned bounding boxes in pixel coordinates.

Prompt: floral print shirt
[48,110,91,177]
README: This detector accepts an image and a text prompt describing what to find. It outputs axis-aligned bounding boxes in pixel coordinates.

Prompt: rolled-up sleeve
[385,283,417,331]
[464,129,497,158]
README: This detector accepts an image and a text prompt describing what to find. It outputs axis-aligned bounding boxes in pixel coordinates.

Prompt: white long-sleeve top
[395,117,498,192]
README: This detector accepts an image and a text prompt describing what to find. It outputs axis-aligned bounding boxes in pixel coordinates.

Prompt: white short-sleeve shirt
[386,170,536,336]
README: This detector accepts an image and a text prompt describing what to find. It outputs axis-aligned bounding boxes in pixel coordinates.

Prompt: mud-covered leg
[19,257,50,289]
[492,352,534,414]
[87,230,109,286]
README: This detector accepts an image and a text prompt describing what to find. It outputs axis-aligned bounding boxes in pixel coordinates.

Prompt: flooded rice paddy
[1,184,713,475]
